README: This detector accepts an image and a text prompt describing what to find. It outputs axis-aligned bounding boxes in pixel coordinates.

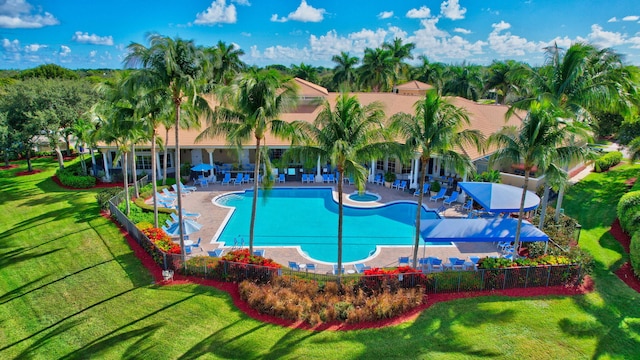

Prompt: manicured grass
[1,158,639,359]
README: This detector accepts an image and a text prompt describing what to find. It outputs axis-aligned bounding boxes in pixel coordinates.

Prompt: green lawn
[1,157,639,359]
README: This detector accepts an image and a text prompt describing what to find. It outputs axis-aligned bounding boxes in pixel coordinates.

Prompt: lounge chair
[253,249,265,257]
[172,184,190,195]
[414,183,429,196]
[191,237,202,250]
[181,208,201,220]
[207,249,224,257]
[446,257,466,270]
[243,173,252,183]
[305,263,316,272]
[398,256,410,266]
[180,181,197,192]
[466,256,480,270]
[332,264,345,275]
[443,191,459,206]
[162,188,177,198]
[373,174,384,185]
[327,174,336,183]
[288,261,300,271]
[430,188,447,202]
[462,198,473,211]
[397,180,407,191]
[428,258,443,272]
[233,173,244,185]
[353,263,371,273]
[221,173,231,185]
[277,174,286,183]
[301,174,309,183]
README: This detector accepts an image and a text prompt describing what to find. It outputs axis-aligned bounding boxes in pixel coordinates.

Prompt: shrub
[594,151,622,172]
[430,180,441,193]
[96,187,123,211]
[617,191,640,234]
[133,197,176,215]
[56,167,96,188]
[630,231,640,278]
[141,227,181,254]
[117,200,171,225]
[384,171,396,183]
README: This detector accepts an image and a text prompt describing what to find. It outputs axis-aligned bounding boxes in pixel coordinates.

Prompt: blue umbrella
[191,163,214,172]
[165,219,203,237]
[458,182,540,212]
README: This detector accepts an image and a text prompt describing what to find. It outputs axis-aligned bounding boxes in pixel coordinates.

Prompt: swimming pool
[214,187,442,263]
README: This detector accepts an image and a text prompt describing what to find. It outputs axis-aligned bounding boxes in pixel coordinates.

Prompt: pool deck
[172,179,502,274]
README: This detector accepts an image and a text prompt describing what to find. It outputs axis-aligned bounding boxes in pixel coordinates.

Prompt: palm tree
[511,42,631,222]
[125,34,210,263]
[291,63,319,84]
[197,69,298,255]
[483,60,527,105]
[359,47,395,92]
[442,64,484,101]
[382,38,415,87]
[489,100,589,258]
[331,52,359,90]
[204,41,246,86]
[288,93,400,276]
[412,56,445,92]
[391,89,483,268]
[629,137,640,164]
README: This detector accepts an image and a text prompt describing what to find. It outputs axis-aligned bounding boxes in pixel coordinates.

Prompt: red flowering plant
[216,249,282,284]
[141,227,181,254]
[359,265,427,293]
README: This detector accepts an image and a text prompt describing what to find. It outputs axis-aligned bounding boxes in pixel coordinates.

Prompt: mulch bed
[609,219,640,292]
[0,164,18,170]
[16,169,43,176]
[103,212,597,331]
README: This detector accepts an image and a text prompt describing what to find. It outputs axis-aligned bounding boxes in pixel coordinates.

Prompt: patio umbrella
[165,219,203,237]
[191,163,214,172]
[458,182,540,213]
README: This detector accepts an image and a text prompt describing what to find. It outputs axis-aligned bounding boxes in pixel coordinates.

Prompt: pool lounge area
[175,180,504,274]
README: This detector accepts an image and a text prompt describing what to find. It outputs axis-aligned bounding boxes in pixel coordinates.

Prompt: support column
[315,156,321,182]
[156,152,162,179]
[411,157,419,189]
[102,151,111,181]
[369,160,375,182]
[207,149,216,182]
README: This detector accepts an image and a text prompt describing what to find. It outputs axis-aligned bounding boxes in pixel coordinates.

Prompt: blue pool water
[348,192,380,202]
[214,188,442,263]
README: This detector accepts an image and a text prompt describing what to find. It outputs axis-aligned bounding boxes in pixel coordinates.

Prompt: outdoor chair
[196,175,208,187]
[221,173,231,185]
[277,174,286,183]
[430,188,447,202]
[428,258,443,272]
[398,256,410,266]
[253,249,265,257]
[184,245,192,255]
[447,257,466,270]
[414,183,429,196]
[162,188,177,198]
[397,180,407,191]
[462,198,473,211]
[172,184,190,195]
[305,263,317,273]
[327,174,336,183]
[181,208,201,220]
[443,191,459,206]
[191,237,202,250]
[207,249,224,257]
[288,261,300,271]
[391,179,401,189]
[465,256,480,270]
[180,181,197,192]
[332,264,345,275]
[353,263,371,273]
[301,174,309,183]
[243,173,252,183]
[374,174,384,185]
[233,173,243,185]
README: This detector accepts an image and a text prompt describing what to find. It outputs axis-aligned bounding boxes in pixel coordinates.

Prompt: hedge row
[56,167,96,188]
[631,231,640,278]
[618,190,640,277]
[594,151,623,172]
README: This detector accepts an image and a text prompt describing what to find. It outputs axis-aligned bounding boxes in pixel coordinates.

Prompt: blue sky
[1,0,639,70]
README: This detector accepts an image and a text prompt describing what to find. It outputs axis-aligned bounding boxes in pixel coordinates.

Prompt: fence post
[162,252,167,270]
[457,272,462,292]
[525,267,530,288]
[502,268,508,290]
[546,265,551,287]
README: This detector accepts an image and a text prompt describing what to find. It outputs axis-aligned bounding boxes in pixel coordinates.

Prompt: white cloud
[232,0,250,5]
[388,26,407,40]
[406,6,432,19]
[440,0,467,20]
[89,50,97,58]
[241,32,251,37]
[378,11,393,20]
[283,0,326,23]
[194,0,237,25]
[587,24,625,48]
[262,45,311,60]
[24,43,46,52]
[72,31,113,46]
[454,27,471,34]
[406,17,485,61]
[488,21,543,56]
[2,38,20,52]
[622,15,639,21]
[0,0,58,28]
[59,45,71,57]
[309,28,387,57]
[270,13,287,23]
[628,34,640,49]
[608,17,618,23]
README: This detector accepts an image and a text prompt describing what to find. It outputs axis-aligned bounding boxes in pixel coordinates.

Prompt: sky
[1,0,640,70]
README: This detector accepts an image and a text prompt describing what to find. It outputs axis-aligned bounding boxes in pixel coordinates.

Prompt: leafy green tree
[203,41,246,87]
[382,38,415,87]
[197,69,298,255]
[483,60,527,105]
[629,137,640,164]
[359,47,395,92]
[442,64,483,101]
[489,100,589,258]
[411,56,445,91]
[291,63,319,84]
[20,64,79,80]
[331,52,359,91]
[288,94,400,275]
[391,89,482,268]
[125,34,211,260]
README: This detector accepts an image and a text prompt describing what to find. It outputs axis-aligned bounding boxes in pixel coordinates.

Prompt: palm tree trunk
[337,167,344,278]
[162,127,170,186]
[174,104,186,265]
[151,131,159,228]
[249,137,262,256]
[554,184,565,223]
[513,170,530,260]
[538,183,550,229]
[123,150,130,216]
[412,156,428,269]
[131,144,139,199]
[54,143,65,169]
[26,148,32,172]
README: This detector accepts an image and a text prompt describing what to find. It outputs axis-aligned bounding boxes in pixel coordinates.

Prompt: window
[270,148,284,160]
[387,160,396,174]
[136,155,152,170]
[401,162,412,174]
[376,160,385,171]
[159,153,173,168]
